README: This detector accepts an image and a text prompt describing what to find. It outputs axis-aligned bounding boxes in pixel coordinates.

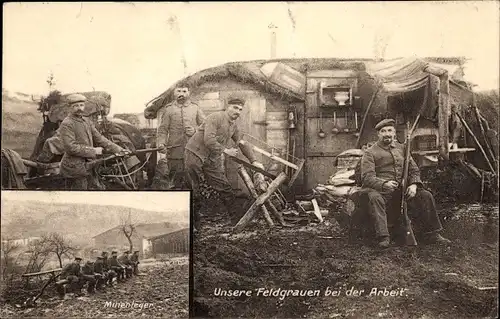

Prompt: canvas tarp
[48,91,111,123]
[365,57,433,95]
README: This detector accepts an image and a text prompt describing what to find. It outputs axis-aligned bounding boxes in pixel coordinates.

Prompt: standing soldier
[109,251,126,282]
[56,257,84,298]
[58,93,127,190]
[118,250,134,278]
[130,250,140,275]
[153,86,205,190]
[81,261,97,294]
[184,97,264,229]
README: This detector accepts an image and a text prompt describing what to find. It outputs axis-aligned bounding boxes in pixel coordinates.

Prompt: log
[266,200,286,226]
[22,268,62,277]
[225,154,277,179]
[457,113,496,175]
[238,167,274,227]
[233,172,288,232]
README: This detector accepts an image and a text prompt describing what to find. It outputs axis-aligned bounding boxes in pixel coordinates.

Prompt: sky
[3,2,499,115]
[2,191,190,215]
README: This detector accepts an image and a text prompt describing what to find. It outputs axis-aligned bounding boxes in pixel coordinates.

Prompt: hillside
[0,199,189,246]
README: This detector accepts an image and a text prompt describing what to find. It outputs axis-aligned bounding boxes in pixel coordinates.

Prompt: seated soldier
[93,256,107,291]
[109,251,126,282]
[81,260,97,294]
[359,119,451,248]
[118,250,133,278]
[130,250,140,275]
[56,257,83,298]
[101,251,117,286]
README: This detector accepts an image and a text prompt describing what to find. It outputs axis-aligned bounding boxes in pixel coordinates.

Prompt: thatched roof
[144,56,471,119]
[144,58,372,119]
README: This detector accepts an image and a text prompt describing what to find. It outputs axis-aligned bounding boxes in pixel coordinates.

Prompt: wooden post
[355,88,379,148]
[238,167,274,227]
[233,172,288,232]
[438,72,450,161]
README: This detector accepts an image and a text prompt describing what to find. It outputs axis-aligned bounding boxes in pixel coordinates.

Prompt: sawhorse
[226,141,304,233]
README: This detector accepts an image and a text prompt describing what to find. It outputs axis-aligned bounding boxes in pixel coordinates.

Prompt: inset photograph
[0,191,189,318]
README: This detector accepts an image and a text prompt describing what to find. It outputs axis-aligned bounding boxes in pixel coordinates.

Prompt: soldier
[153,86,205,190]
[109,251,126,282]
[359,118,451,248]
[130,250,140,275]
[184,97,264,229]
[58,93,127,190]
[118,250,134,278]
[56,257,83,298]
[81,260,97,294]
[101,251,117,286]
[93,256,107,290]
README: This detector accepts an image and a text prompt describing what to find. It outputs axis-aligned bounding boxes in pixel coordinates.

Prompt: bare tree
[120,210,135,253]
[46,233,76,268]
[24,235,52,274]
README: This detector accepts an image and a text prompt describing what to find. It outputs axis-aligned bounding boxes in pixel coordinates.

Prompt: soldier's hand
[383,180,399,192]
[223,148,239,157]
[185,126,196,136]
[406,184,417,199]
[158,143,166,150]
[94,147,103,155]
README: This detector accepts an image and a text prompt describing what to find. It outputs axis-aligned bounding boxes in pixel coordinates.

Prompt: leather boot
[377,236,390,249]
[425,233,451,245]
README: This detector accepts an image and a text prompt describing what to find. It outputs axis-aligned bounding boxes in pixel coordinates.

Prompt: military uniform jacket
[157,101,205,159]
[360,140,422,192]
[58,114,122,178]
[109,257,123,268]
[82,264,95,275]
[61,262,81,278]
[94,260,104,274]
[185,111,255,163]
[101,257,110,271]
[118,254,131,266]
[130,254,139,263]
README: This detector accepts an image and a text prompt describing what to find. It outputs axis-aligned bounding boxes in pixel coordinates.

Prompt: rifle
[85,147,164,169]
[400,116,420,246]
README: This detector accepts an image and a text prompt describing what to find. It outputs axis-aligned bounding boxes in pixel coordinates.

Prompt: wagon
[1,90,158,190]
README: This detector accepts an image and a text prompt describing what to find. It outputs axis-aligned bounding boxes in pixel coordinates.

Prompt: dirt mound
[193,204,499,318]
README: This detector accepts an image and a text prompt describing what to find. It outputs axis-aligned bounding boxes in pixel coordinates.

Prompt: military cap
[111,251,118,254]
[124,250,130,253]
[101,251,108,255]
[374,118,396,131]
[227,98,245,106]
[67,93,87,105]
[133,250,139,253]
[74,257,82,261]
[97,256,104,259]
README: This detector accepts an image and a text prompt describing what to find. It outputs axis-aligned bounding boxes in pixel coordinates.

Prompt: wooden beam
[238,167,274,227]
[266,200,286,226]
[233,172,288,233]
[438,72,450,161]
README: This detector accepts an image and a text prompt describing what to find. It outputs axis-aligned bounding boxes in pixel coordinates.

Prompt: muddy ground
[193,203,499,318]
[0,258,189,318]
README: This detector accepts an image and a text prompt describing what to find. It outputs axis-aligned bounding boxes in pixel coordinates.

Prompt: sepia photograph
[0,191,190,318]
[2,1,499,318]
